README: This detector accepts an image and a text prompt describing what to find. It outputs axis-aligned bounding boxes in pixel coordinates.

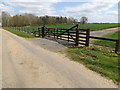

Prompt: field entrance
[34,24,90,47]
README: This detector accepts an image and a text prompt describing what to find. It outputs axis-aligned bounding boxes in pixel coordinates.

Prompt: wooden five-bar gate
[34,24,90,46]
[34,24,120,53]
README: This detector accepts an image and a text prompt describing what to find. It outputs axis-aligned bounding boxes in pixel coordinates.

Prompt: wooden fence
[34,25,90,46]
[34,25,119,53]
[5,25,120,53]
[89,36,120,53]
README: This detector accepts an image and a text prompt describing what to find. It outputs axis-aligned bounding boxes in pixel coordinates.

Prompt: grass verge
[93,31,120,48]
[3,28,35,38]
[63,47,119,84]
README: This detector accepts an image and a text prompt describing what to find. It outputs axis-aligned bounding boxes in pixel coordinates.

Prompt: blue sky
[53,2,86,16]
[0,0,119,23]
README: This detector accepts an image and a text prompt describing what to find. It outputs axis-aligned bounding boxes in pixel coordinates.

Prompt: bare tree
[2,12,11,27]
[80,16,88,24]
[0,10,1,26]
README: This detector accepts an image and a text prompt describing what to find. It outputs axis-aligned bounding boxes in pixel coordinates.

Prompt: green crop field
[4,24,119,39]
[93,31,120,48]
[23,23,119,31]
[5,23,118,36]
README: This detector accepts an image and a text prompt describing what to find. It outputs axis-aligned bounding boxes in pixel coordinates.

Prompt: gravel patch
[27,37,71,52]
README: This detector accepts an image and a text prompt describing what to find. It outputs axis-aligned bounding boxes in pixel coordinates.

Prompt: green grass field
[93,31,120,48]
[6,24,118,37]
[64,47,119,84]
[20,23,119,32]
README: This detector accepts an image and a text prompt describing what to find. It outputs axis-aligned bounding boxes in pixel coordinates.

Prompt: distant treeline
[2,12,77,27]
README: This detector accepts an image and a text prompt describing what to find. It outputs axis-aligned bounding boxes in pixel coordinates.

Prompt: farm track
[1,28,118,88]
[0,28,2,89]
[90,27,118,36]
[90,27,118,42]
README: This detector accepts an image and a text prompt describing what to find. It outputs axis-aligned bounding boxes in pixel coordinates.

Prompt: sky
[0,0,119,23]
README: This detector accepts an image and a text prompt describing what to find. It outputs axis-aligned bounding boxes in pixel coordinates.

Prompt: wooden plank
[79,42,86,45]
[61,36,68,38]
[68,29,69,42]
[79,36,86,38]
[79,39,86,42]
[69,31,76,33]
[90,36,118,41]
[77,29,88,31]
[75,28,79,46]
[60,38,75,43]
[115,39,120,53]
[79,32,87,35]
[42,26,45,38]
[86,29,90,46]
[57,28,58,39]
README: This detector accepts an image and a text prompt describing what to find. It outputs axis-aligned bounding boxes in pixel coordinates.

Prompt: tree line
[2,12,78,27]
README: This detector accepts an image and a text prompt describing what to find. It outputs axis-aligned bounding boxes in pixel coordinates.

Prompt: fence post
[75,28,79,46]
[86,29,90,46]
[115,39,120,53]
[41,26,45,38]
[48,29,50,37]
[32,29,35,34]
[75,24,79,46]
[60,29,62,39]
[54,29,55,38]
[68,29,69,42]
[57,28,58,39]
[38,28,41,37]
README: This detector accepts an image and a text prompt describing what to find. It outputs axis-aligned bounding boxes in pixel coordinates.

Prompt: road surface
[90,27,118,37]
[1,29,117,88]
[0,28,2,89]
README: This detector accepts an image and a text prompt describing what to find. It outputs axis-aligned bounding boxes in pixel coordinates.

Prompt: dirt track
[0,28,2,89]
[1,29,118,88]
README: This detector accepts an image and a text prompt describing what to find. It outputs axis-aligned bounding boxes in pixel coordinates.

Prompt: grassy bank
[3,28,35,38]
[93,31,120,48]
[63,47,119,84]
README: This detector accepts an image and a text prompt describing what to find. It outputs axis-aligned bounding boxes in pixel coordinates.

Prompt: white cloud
[0,1,58,16]
[1,0,62,2]
[8,2,57,16]
[0,0,119,23]
[0,0,62,16]
[61,0,118,23]
[0,3,14,13]
[91,0,119,3]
